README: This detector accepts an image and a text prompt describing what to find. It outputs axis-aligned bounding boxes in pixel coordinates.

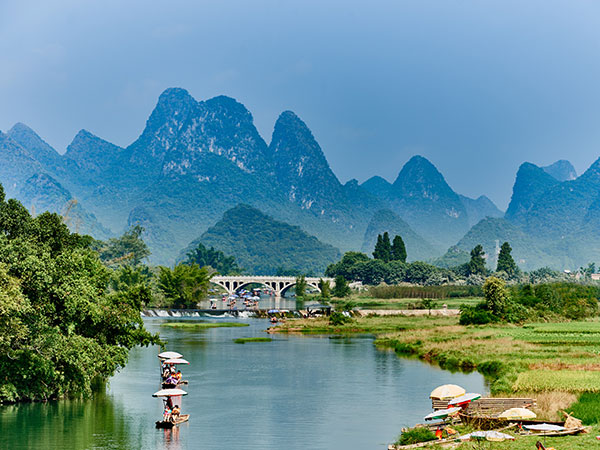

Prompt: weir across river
[211,275,334,296]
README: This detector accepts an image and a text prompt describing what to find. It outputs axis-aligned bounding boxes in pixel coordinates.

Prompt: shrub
[568,392,600,425]
[459,304,495,325]
[396,428,436,446]
[478,360,504,377]
[329,311,353,326]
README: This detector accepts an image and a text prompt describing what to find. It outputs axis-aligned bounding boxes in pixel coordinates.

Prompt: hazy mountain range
[1,87,597,272]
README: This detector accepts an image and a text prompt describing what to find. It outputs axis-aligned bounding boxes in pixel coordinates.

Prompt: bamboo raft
[155,414,190,429]
[432,397,536,412]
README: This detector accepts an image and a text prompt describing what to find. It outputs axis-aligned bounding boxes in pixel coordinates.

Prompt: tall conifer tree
[468,244,486,275]
[496,242,517,276]
[391,235,407,263]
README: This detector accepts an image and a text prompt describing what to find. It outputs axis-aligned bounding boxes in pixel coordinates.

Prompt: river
[0,317,486,449]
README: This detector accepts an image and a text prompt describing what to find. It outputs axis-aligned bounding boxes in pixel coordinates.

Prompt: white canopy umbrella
[430,384,465,400]
[163,358,189,365]
[152,388,188,397]
[424,407,461,421]
[499,407,537,420]
[448,392,481,406]
[158,351,183,360]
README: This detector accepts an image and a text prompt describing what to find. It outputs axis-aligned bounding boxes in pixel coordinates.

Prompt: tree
[98,225,150,267]
[185,242,239,275]
[468,244,486,276]
[0,186,159,403]
[483,276,510,318]
[496,242,517,277]
[391,235,407,263]
[373,232,392,262]
[318,278,331,299]
[325,251,370,280]
[332,275,351,297]
[294,275,307,298]
[157,263,212,309]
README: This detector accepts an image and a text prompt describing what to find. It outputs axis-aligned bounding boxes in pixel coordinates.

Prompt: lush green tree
[353,259,389,285]
[325,251,370,279]
[0,188,158,403]
[294,275,307,298]
[496,242,517,276]
[318,278,331,299]
[405,261,438,284]
[98,225,150,267]
[332,275,351,297]
[483,276,510,318]
[373,232,392,262]
[109,265,153,292]
[157,263,212,309]
[468,244,486,276]
[184,242,239,275]
[391,235,407,263]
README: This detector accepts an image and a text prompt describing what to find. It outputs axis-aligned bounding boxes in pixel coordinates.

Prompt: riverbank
[270,314,600,447]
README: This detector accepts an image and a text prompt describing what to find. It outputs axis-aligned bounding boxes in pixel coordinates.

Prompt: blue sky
[1,0,599,208]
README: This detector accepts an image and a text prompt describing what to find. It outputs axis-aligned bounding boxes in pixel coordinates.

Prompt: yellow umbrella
[430,384,466,400]
[498,407,537,420]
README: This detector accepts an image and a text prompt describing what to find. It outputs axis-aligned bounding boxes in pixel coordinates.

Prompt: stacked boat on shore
[153,351,191,429]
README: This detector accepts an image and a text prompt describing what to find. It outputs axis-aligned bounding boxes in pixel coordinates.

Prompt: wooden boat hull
[155,414,190,429]
[520,427,586,437]
[161,381,188,389]
[459,413,564,430]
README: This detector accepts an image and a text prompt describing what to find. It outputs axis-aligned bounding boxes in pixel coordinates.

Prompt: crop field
[515,370,600,393]
[335,296,482,310]
[523,321,600,334]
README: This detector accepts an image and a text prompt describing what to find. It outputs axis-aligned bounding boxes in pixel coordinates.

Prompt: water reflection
[1,318,487,450]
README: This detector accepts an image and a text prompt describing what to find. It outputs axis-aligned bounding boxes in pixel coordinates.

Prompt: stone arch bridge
[211,276,334,297]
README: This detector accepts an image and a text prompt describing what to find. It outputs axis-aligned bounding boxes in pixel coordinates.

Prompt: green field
[331,296,482,310]
[274,315,600,448]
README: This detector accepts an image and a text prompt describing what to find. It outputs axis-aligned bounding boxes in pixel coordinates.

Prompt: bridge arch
[280,280,321,297]
[210,276,333,297]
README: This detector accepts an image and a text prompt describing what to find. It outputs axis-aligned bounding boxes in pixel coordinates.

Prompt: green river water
[0,317,486,449]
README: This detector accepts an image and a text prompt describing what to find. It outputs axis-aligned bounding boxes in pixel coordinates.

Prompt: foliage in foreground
[0,186,159,403]
[395,427,436,446]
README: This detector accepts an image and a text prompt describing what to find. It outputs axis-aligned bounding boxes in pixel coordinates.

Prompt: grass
[233,337,273,344]
[160,322,250,329]
[568,392,600,425]
[272,315,600,396]
[331,296,482,310]
[272,312,600,448]
[452,426,600,450]
[514,370,600,393]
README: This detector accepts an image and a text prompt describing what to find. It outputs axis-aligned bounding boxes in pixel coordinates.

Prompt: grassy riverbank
[272,315,600,416]
[330,296,482,310]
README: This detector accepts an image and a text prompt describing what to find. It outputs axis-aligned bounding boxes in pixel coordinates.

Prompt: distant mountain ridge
[183,204,341,275]
[2,87,593,272]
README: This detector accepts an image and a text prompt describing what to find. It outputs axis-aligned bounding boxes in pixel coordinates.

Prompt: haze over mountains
[0,88,598,272]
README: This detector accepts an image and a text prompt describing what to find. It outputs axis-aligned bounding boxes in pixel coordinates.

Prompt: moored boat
[459,412,564,430]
